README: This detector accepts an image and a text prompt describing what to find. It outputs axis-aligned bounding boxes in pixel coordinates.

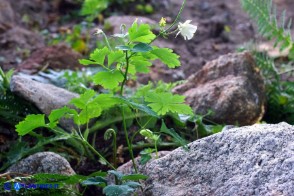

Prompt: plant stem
[165,0,187,32]
[101,31,113,51]
[154,140,159,159]
[149,0,187,44]
[82,139,115,170]
[113,132,117,168]
[122,106,138,173]
[123,142,178,151]
[120,51,130,96]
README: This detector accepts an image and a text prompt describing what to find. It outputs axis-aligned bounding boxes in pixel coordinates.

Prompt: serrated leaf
[70,90,96,109]
[129,57,152,74]
[90,47,110,65]
[81,176,107,187]
[151,48,180,68]
[160,120,188,150]
[116,96,158,118]
[131,43,153,53]
[145,92,193,115]
[108,51,124,66]
[93,70,124,89]
[92,94,121,110]
[78,102,102,125]
[49,106,78,128]
[79,59,96,66]
[16,114,46,136]
[128,21,156,43]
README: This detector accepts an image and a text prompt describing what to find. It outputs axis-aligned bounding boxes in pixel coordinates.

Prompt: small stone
[7,152,75,175]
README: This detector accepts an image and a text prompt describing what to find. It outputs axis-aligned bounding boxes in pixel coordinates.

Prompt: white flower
[94,28,103,35]
[176,20,197,40]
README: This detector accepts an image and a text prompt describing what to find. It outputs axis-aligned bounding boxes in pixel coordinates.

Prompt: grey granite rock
[173,52,266,126]
[10,75,78,130]
[7,152,75,175]
[143,123,294,196]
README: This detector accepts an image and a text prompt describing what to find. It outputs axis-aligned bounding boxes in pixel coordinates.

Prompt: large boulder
[142,122,294,196]
[173,52,266,125]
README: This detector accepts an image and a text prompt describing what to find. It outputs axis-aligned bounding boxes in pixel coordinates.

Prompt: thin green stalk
[122,106,138,173]
[123,142,178,151]
[165,0,186,32]
[120,51,130,96]
[154,140,159,159]
[149,0,187,44]
[101,31,113,51]
[82,139,115,170]
[112,131,117,168]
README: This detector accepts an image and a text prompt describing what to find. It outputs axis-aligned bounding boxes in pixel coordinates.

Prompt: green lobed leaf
[116,96,158,118]
[16,114,46,136]
[145,92,193,116]
[128,21,156,43]
[129,57,152,74]
[90,47,110,65]
[160,120,188,150]
[79,59,96,66]
[48,106,78,128]
[92,94,122,110]
[108,51,124,66]
[70,90,96,109]
[151,48,180,68]
[78,102,102,125]
[81,176,107,187]
[93,70,124,89]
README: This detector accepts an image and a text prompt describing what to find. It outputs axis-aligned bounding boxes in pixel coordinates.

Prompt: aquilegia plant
[15,0,197,194]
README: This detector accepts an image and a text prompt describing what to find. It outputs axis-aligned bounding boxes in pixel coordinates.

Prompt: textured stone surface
[17,44,82,74]
[173,52,266,125]
[7,152,75,175]
[10,75,78,130]
[143,123,294,196]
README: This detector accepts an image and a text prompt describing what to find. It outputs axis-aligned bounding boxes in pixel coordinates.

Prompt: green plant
[241,0,294,58]
[12,0,200,195]
[81,170,148,196]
